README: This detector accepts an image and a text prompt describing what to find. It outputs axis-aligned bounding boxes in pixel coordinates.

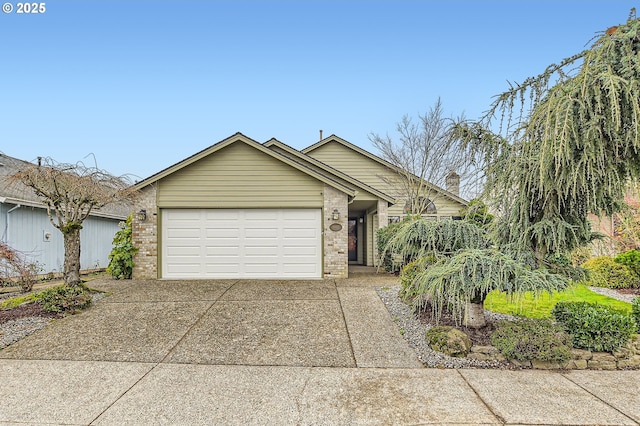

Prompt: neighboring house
[131,132,468,280]
[0,153,129,275]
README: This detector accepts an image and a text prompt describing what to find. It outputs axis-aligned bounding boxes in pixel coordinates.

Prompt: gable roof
[0,153,128,220]
[263,138,396,204]
[133,132,357,197]
[302,134,468,205]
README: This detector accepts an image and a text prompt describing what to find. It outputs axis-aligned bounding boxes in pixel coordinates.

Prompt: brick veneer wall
[132,184,158,279]
[323,184,349,278]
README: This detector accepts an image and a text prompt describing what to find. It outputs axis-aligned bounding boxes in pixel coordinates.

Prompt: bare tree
[369,98,474,214]
[6,157,136,286]
[0,242,38,292]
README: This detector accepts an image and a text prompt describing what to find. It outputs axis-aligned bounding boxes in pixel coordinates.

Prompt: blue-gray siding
[0,203,123,274]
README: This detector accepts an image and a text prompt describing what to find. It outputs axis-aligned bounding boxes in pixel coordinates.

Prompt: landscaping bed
[377,285,640,370]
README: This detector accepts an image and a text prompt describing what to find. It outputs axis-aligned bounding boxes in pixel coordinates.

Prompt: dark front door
[348,219,357,261]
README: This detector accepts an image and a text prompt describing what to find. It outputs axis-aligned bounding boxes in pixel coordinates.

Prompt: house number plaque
[329,223,342,232]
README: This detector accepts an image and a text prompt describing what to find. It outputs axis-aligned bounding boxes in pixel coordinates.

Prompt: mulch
[618,288,640,295]
[0,303,62,325]
[415,308,497,346]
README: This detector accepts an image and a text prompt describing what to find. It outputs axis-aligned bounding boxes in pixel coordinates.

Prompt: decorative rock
[617,355,640,369]
[589,352,618,370]
[532,360,570,370]
[425,326,472,357]
[571,349,593,360]
[591,352,617,362]
[566,359,588,370]
[470,345,500,355]
[467,353,493,361]
[509,359,532,368]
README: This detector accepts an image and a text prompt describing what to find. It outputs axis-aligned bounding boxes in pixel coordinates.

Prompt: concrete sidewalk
[0,271,639,425]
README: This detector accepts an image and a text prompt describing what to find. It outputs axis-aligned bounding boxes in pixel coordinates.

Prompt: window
[404,197,437,215]
[388,216,401,224]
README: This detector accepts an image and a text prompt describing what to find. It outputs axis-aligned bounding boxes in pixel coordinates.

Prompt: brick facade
[322,184,349,278]
[132,184,158,279]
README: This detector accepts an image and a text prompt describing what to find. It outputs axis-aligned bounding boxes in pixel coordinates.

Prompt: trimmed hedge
[552,301,636,352]
[490,319,573,363]
[633,298,640,332]
[580,256,640,289]
[614,249,640,277]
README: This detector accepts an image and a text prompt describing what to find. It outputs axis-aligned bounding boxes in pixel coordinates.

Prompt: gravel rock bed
[0,292,106,349]
[376,286,514,369]
[0,317,53,349]
[588,286,638,303]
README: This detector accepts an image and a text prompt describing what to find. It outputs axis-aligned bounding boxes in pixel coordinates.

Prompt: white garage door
[162,209,322,279]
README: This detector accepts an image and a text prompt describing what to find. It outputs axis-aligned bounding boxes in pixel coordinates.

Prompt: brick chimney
[446,171,460,196]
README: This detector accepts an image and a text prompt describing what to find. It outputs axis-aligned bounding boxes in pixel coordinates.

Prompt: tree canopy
[461,9,640,265]
[6,157,136,286]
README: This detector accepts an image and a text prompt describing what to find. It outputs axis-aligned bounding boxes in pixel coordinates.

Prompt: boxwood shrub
[633,298,640,332]
[614,249,640,277]
[580,256,640,289]
[552,301,636,352]
[490,319,573,363]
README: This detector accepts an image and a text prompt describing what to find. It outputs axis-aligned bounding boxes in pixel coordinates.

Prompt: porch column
[373,200,389,267]
[323,184,349,278]
[132,184,158,279]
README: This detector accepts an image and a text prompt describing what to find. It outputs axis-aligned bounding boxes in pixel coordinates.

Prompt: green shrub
[490,319,573,362]
[376,220,406,272]
[580,256,640,289]
[107,214,138,279]
[614,249,640,277]
[632,298,640,332]
[552,301,636,352]
[399,255,441,303]
[35,285,93,313]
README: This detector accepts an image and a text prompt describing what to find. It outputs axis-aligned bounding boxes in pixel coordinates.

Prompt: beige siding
[267,144,380,202]
[308,141,465,219]
[158,142,323,208]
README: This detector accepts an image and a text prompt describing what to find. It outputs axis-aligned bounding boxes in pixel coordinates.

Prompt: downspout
[4,204,21,243]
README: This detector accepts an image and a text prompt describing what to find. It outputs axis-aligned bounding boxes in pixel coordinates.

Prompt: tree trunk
[464,294,486,328]
[63,228,82,286]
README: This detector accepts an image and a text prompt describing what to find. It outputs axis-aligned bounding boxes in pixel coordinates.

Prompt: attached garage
[162,208,322,279]
[130,133,396,280]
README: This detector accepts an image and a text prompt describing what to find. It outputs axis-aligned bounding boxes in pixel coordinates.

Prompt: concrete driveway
[0,275,420,368]
[1,271,639,425]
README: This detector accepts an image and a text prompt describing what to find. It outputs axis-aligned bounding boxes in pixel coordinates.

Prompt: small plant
[552,301,636,352]
[0,293,37,310]
[490,319,573,363]
[581,256,640,289]
[107,214,138,279]
[614,249,640,277]
[632,298,640,332]
[35,284,93,313]
[0,243,39,292]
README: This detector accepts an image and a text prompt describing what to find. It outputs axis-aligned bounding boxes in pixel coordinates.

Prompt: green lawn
[485,283,632,319]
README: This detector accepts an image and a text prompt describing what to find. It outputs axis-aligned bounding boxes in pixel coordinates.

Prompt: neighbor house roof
[0,153,129,220]
[302,134,468,206]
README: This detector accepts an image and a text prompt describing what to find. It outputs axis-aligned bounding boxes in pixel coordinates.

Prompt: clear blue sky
[0,1,635,181]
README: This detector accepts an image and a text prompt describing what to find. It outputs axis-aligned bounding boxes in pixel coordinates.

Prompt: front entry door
[348,218,357,261]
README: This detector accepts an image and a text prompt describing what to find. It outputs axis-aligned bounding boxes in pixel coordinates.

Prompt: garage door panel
[165,246,201,257]
[282,246,317,256]
[205,228,240,238]
[163,209,321,279]
[206,247,240,256]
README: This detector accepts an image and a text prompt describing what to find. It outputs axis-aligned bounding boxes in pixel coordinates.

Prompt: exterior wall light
[332,209,340,221]
[136,209,147,222]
